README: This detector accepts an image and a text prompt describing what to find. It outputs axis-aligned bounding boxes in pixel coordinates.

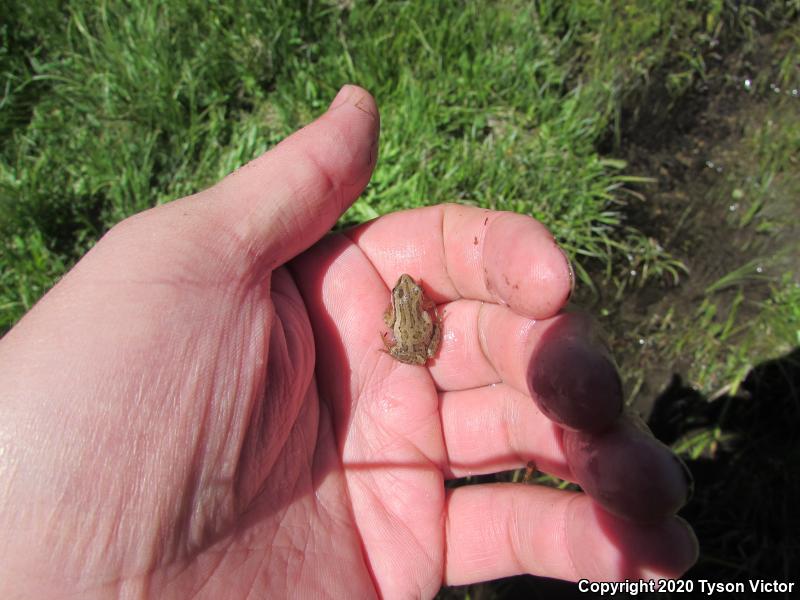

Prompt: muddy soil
[583,32,799,418]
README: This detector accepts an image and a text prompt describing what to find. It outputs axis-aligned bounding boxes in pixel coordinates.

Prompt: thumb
[199,84,379,270]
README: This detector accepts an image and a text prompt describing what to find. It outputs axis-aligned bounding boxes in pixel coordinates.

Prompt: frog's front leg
[380,330,394,352]
[421,296,437,313]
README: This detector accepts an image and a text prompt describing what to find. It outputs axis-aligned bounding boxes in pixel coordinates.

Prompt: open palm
[0,86,696,599]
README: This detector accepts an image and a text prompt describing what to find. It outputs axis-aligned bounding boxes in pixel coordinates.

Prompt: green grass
[2,0,759,329]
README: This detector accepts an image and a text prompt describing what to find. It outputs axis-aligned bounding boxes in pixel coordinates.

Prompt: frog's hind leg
[380,331,393,353]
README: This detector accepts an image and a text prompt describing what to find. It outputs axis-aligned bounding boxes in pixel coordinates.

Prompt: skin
[0,85,697,599]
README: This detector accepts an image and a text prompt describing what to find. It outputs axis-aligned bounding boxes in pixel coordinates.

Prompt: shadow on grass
[651,346,800,594]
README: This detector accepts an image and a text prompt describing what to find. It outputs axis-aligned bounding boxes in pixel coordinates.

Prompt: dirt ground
[598,31,799,418]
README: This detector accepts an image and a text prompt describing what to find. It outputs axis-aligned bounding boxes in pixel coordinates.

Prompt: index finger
[348,204,573,318]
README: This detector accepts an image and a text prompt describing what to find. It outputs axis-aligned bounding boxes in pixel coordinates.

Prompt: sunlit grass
[1,0,736,330]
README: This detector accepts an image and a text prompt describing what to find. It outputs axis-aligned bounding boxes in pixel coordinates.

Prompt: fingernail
[626,409,694,504]
[625,408,654,435]
[675,515,700,565]
[369,132,380,167]
[558,245,576,302]
[674,454,695,503]
[328,84,355,111]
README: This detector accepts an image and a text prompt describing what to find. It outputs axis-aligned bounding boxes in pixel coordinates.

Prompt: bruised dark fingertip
[563,421,691,523]
[528,316,623,431]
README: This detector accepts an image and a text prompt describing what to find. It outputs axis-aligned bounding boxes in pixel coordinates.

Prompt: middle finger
[433,301,622,432]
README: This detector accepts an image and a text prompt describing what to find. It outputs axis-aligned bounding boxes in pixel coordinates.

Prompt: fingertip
[314,83,380,187]
[483,213,573,317]
[327,84,379,123]
[528,313,623,432]
[563,417,691,523]
[202,84,380,270]
[671,515,700,573]
[661,517,700,578]
[558,244,576,303]
[570,502,700,580]
[328,84,357,111]
[444,484,697,586]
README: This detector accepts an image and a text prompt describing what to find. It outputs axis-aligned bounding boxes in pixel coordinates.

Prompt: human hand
[0,85,696,598]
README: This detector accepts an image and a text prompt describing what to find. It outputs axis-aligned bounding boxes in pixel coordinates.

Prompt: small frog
[381,273,442,365]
